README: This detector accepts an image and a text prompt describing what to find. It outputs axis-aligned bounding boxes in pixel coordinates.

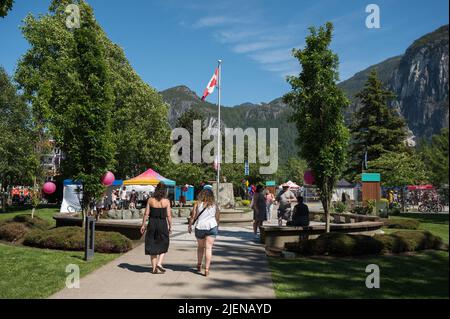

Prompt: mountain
[161,25,449,163]
[161,85,298,164]
[340,25,449,139]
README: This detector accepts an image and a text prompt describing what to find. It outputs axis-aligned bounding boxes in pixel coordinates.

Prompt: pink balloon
[101,171,115,186]
[42,182,56,195]
[304,170,315,185]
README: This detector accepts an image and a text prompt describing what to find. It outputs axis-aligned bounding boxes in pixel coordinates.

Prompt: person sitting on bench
[287,195,310,227]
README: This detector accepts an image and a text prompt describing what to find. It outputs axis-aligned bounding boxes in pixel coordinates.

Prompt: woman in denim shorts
[188,189,220,277]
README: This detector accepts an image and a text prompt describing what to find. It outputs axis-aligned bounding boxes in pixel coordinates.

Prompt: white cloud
[192,16,229,28]
[249,48,295,64]
[177,7,306,77]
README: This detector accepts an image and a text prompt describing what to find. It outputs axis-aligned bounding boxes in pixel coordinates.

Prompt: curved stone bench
[260,221,384,249]
[309,212,381,223]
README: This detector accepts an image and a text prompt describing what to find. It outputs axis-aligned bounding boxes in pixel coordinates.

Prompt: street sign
[244,160,249,176]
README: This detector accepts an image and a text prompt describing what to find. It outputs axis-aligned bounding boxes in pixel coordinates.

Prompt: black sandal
[156,265,166,273]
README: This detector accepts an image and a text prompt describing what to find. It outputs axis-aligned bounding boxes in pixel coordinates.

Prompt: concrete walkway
[50,218,275,299]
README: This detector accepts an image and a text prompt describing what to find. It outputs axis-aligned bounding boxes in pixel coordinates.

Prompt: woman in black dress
[140,182,172,274]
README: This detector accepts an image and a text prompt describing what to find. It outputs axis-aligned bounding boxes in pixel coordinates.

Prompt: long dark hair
[153,182,167,201]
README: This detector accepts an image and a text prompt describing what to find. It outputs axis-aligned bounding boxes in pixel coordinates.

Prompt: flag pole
[216,59,222,206]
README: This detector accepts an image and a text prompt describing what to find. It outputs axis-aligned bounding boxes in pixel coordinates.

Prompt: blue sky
[0,0,448,106]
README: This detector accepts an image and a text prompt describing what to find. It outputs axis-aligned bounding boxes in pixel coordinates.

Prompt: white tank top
[195,202,218,230]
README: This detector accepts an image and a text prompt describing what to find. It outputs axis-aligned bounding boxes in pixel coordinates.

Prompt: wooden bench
[260,221,384,249]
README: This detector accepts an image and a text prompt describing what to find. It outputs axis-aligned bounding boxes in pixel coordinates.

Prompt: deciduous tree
[284,22,349,232]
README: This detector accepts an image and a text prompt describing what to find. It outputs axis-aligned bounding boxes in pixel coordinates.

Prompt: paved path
[51,218,275,299]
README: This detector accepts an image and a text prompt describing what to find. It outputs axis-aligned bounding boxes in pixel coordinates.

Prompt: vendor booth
[60,179,123,213]
[123,168,175,186]
[332,179,357,202]
[175,185,194,202]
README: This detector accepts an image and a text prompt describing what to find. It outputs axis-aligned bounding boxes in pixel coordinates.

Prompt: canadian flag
[213,154,220,171]
[201,68,219,101]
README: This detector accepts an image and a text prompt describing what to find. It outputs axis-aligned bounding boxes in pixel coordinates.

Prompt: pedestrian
[129,189,137,209]
[111,190,118,210]
[265,189,275,223]
[140,182,172,274]
[287,195,310,226]
[276,184,296,226]
[119,186,128,209]
[251,185,267,238]
[188,188,220,277]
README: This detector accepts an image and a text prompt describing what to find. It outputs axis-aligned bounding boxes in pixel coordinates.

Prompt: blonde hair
[197,189,215,207]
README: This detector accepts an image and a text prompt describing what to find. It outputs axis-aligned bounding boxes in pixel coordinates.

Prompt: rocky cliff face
[340,25,449,141]
[390,25,449,139]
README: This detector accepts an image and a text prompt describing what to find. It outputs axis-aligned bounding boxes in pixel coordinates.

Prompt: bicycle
[418,201,444,213]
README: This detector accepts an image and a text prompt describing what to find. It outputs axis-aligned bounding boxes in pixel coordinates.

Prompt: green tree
[275,157,307,185]
[367,151,428,211]
[16,1,115,217]
[284,22,349,232]
[105,38,171,179]
[0,67,38,212]
[367,152,428,187]
[0,0,13,18]
[347,70,408,181]
[16,0,171,183]
[418,128,449,187]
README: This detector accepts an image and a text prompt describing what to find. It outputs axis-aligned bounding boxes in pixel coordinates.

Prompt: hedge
[285,231,445,256]
[384,218,420,230]
[374,231,444,254]
[23,227,132,253]
[0,222,29,242]
[0,215,51,242]
[12,215,50,230]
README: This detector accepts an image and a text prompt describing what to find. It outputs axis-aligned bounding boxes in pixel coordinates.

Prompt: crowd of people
[249,184,310,239]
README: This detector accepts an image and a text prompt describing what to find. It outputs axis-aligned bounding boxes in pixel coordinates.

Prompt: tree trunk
[31,207,35,219]
[320,181,332,233]
[322,198,330,233]
[401,188,405,213]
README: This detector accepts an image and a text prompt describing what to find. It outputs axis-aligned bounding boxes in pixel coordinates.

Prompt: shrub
[374,230,444,253]
[385,218,420,230]
[284,231,443,256]
[351,206,372,215]
[285,232,383,256]
[241,200,251,207]
[24,227,132,253]
[366,200,376,215]
[0,222,29,242]
[12,214,50,230]
[333,201,347,214]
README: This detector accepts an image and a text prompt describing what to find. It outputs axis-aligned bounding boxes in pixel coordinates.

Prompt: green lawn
[269,251,449,299]
[270,213,449,299]
[0,243,119,298]
[384,213,449,244]
[0,207,121,298]
[0,207,60,227]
